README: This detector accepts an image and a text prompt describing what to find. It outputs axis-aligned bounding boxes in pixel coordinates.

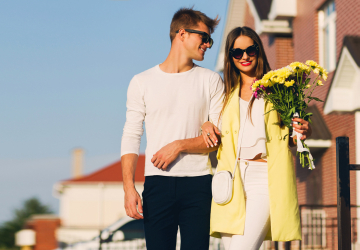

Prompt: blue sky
[0,0,228,222]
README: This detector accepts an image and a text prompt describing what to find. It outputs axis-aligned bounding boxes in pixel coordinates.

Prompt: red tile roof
[62,155,145,183]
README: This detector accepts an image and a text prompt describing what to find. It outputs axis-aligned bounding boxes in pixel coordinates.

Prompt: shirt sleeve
[208,72,224,129]
[121,76,145,156]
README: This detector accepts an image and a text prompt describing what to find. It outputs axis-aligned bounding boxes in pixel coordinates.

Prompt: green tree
[0,197,53,249]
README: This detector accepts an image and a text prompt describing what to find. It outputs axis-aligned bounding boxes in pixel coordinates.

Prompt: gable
[324,36,360,114]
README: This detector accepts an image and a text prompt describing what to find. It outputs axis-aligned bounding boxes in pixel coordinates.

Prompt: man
[121,8,223,250]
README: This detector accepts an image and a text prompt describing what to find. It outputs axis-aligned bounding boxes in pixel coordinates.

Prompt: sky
[0,0,228,223]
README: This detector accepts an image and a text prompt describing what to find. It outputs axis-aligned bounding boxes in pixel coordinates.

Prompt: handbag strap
[230,96,252,179]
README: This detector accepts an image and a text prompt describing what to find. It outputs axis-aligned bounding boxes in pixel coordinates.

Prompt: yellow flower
[305,84,311,89]
[279,67,292,78]
[269,67,292,84]
[252,80,261,91]
[270,74,278,82]
[306,60,328,79]
[290,62,311,74]
[320,69,328,80]
[263,71,276,81]
[289,62,302,69]
[284,80,295,87]
[305,60,319,68]
[316,80,323,86]
[258,79,269,87]
[306,60,321,75]
[278,77,286,84]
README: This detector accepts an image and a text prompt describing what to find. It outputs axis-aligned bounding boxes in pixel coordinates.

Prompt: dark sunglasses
[229,44,259,59]
[176,29,214,48]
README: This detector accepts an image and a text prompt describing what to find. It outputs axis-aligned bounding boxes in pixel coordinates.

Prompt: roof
[252,0,272,20]
[306,105,331,140]
[61,155,145,184]
[29,214,60,220]
[343,36,360,67]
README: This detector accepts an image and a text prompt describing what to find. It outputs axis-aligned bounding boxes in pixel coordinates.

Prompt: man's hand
[292,118,312,140]
[151,141,181,170]
[124,187,143,220]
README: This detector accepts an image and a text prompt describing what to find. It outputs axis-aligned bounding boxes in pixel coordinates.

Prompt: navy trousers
[142,175,213,250]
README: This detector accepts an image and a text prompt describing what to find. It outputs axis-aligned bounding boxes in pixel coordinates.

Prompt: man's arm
[121,76,146,220]
[151,133,220,170]
[122,154,143,220]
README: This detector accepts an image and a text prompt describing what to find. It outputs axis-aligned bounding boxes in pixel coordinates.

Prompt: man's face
[182,22,211,61]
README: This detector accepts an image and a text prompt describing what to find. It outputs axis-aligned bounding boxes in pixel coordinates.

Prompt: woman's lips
[240,61,251,66]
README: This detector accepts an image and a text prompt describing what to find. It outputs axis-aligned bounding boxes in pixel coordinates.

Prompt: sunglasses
[176,29,214,48]
[229,44,259,59]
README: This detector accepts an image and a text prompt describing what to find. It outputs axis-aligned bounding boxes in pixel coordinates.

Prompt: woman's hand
[292,118,312,140]
[201,121,221,148]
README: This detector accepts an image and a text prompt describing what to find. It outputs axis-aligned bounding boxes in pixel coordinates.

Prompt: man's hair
[169,7,220,42]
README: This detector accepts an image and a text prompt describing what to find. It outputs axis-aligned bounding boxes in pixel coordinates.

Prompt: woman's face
[231,35,258,76]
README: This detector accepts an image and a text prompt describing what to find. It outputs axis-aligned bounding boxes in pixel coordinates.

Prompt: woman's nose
[242,52,250,60]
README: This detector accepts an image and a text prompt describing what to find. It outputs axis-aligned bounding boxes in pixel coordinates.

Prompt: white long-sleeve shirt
[121,64,224,176]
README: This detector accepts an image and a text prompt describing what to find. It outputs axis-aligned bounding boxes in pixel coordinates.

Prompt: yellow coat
[210,85,301,241]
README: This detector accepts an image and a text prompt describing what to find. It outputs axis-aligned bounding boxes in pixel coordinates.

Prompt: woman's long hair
[220,26,271,118]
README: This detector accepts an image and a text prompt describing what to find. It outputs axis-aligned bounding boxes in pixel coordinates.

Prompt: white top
[121,64,224,176]
[237,97,267,161]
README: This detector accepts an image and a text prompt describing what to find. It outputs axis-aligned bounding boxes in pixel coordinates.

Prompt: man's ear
[177,29,186,42]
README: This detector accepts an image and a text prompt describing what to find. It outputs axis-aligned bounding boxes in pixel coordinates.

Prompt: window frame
[318,0,337,72]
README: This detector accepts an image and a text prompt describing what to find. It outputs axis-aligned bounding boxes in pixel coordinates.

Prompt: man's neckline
[156,63,197,75]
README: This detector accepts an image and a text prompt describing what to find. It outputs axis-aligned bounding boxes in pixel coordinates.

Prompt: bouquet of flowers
[252,60,328,170]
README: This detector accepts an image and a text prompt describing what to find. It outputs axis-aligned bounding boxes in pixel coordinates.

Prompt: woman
[202,27,311,250]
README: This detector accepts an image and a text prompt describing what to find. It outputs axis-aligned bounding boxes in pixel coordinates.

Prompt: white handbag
[212,162,238,205]
[212,97,250,205]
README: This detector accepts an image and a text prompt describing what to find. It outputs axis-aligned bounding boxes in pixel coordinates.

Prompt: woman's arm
[201,121,221,148]
[289,118,312,147]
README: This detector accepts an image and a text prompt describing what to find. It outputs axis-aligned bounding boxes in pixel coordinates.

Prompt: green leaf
[307,96,324,102]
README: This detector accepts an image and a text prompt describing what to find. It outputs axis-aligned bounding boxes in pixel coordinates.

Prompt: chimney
[72,148,84,178]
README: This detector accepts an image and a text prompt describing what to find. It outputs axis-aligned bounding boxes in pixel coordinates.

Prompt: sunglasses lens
[247,46,257,56]
[202,35,213,48]
[232,50,244,59]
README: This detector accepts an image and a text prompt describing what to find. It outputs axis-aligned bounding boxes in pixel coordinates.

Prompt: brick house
[216,0,360,249]
[53,154,145,246]
[23,215,61,250]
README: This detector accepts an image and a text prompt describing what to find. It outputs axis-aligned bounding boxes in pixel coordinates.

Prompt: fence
[298,205,359,250]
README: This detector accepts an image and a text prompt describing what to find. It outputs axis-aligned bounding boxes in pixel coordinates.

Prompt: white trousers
[221,160,270,250]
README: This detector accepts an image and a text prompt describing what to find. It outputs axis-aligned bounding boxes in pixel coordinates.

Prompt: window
[117,219,145,240]
[318,1,336,72]
[302,209,327,248]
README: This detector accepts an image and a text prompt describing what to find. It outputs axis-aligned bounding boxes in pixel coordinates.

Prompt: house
[216,0,360,249]
[53,149,145,246]
[15,215,61,250]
